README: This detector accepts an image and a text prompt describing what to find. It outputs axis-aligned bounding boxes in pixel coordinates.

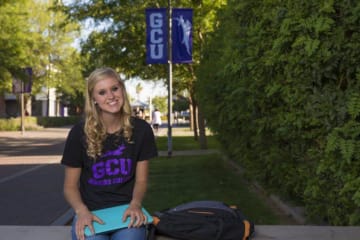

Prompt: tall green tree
[0,0,32,79]
[0,0,33,116]
[135,82,143,100]
[60,0,226,146]
[152,95,167,114]
[28,0,83,97]
[0,0,84,117]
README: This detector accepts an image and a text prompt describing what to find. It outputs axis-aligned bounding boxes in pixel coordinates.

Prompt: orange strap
[152,216,160,226]
[242,220,250,240]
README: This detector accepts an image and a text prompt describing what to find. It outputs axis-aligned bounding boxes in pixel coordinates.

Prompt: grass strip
[155,135,220,151]
[144,153,283,224]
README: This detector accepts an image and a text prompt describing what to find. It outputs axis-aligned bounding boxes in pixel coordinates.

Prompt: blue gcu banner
[12,67,33,94]
[146,8,168,64]
[24,67,33,93]
[172,8,193,63]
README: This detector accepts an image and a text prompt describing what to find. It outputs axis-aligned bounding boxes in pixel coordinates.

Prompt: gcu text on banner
[146,8,168,64]
[172,8,193,63]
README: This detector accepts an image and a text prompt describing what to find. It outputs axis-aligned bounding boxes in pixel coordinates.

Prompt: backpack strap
[147,223,157,240]
[215,217,224,240]
[242,220,250,240]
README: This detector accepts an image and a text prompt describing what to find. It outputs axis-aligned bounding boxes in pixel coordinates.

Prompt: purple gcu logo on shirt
[88,144,133,186]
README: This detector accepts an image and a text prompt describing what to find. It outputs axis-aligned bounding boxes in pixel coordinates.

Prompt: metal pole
[20,81,25,135]
[167,0,173,157]
[47,55,51,117]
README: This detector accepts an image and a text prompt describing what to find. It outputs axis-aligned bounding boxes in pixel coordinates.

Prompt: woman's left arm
[123,160,149,227]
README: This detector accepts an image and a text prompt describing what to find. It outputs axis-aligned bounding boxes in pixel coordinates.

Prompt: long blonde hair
[84,67,133,159]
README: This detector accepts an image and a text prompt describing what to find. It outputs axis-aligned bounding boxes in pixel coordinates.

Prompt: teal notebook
[84,204,153,236]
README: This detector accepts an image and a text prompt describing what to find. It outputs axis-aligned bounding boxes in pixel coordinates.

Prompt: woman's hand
[122,203,148,228]
[75,208,104,240]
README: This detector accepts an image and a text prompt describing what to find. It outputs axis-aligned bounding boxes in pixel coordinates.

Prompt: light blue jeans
[71,217,147,240]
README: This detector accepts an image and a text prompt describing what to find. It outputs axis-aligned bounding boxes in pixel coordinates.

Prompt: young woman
[61,67,158,240]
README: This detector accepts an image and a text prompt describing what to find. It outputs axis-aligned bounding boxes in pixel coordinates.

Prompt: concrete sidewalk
[1,225,360,240]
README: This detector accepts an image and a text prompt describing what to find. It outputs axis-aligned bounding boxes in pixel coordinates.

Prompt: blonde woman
[61,67,157,240]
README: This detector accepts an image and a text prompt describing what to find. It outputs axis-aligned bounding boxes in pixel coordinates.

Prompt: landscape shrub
[197,0,360,225]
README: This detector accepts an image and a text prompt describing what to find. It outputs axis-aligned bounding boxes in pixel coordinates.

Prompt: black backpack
[147,200,255,240]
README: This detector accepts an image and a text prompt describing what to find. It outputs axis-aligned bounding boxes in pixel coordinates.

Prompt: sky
[124,77,167,104]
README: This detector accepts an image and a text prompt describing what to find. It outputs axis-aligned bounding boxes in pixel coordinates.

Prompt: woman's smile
[93,77,124,114]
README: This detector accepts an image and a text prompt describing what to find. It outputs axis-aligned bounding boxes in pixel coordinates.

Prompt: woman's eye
[98,90,106,95]
[112,86,119,92]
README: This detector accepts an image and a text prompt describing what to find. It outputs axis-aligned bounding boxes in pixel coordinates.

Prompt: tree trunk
[189,94,198,140]
[198,103,207,149]
[0,94,6,117]
[25,94,32,116]
[189,101,193,130]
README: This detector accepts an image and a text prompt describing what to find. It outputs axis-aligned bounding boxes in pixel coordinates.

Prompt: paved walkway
[0,127,69,225]
[0,126,215,226]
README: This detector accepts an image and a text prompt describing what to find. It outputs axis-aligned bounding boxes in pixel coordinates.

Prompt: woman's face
[92,76,124,115]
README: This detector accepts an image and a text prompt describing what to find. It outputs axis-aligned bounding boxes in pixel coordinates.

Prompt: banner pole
[167,0,173,157]
[20,81,25,135]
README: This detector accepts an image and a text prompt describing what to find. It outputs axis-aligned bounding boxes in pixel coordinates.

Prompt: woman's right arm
[63,166,102,239]
[63,166,88,215]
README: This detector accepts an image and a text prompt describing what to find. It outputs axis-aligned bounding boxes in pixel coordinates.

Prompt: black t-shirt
[61,117,158,210]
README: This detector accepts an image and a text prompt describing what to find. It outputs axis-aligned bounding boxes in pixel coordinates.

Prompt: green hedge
[0,117,40,131]
[36,116,82,127]
[0,116,82,130]
[197,0,360,225]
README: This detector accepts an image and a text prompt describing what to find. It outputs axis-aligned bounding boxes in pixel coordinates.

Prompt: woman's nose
[107,91,115,98]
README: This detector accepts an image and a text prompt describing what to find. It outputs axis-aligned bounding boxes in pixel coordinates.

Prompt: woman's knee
[110,227,146,240]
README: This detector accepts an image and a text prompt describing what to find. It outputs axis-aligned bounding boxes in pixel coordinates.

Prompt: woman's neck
[101,113,122,134]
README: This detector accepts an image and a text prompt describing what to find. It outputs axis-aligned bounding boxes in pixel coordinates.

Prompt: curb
[268,194,306,224]
[158,149,219,157]
[223,156,306,225]
[51,209,74,226]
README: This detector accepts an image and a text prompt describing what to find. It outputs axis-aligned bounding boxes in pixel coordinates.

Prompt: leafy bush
[37,116,82,127]
[197,0,360,225]
[0,117,40,131]
[0,116,81,130]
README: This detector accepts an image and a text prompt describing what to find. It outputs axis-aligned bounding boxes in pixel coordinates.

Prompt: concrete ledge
[1,225,360,240]
[0,226,70,240]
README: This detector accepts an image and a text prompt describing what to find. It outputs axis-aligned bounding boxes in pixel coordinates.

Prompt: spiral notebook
[84,204,153,236]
